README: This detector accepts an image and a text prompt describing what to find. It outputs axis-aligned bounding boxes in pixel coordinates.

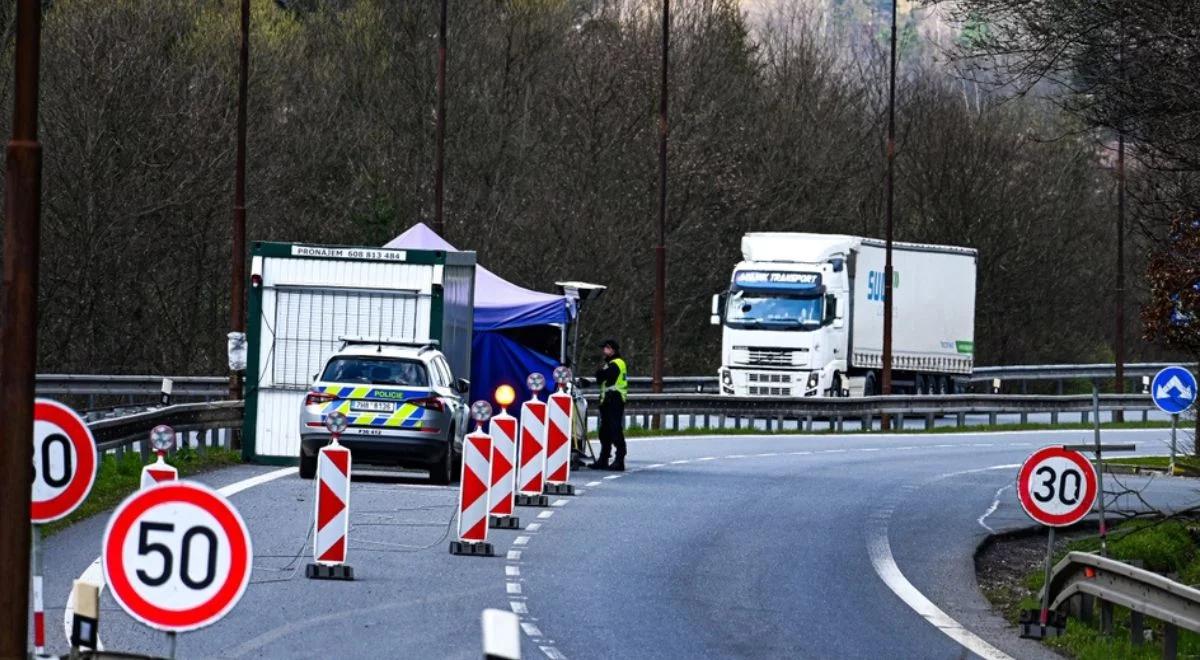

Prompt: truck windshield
[725,291,823,330]
[321,357,429,387]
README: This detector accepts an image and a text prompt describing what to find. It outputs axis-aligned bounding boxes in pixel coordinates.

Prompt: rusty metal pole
[880,0,897,430]
[0,0,42,655]
[652,0,669,414]
[1113,134,1126,422]
[433,0,448,238]
[1112,16,1127,421]
[230,0,249,404]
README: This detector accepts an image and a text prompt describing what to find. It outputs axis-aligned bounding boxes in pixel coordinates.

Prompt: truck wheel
[830,373,844,397]
[863,372,877,396]
[935,376,949,395]
[299,452,316,479]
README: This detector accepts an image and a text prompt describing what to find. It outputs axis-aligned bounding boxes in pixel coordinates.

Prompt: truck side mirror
[710,293,725,326]
[453,378,470,395]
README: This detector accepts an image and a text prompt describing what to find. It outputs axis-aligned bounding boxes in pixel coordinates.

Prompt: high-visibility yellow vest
[601,358,628,402]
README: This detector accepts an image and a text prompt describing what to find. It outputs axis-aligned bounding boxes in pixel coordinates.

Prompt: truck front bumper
[720,368,822,397]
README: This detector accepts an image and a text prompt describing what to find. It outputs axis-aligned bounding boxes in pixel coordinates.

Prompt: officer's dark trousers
[597,393,626,464]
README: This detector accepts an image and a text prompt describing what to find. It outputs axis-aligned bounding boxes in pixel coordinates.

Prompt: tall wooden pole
[0,0,43,654]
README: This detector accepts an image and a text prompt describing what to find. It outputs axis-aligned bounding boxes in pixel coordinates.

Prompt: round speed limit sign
[31,399,98,523]
[102,481,253,632]
[1017,446,1098,527]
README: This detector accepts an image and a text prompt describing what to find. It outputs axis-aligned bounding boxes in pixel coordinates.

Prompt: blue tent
[385,224,576,407]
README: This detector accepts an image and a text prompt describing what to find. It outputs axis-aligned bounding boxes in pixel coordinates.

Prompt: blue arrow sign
[1151,366,1197,415]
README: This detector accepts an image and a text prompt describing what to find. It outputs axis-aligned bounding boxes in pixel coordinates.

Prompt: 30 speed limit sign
[102,481,253,632]
[1017,446,1098,527]
[31,399,98,522]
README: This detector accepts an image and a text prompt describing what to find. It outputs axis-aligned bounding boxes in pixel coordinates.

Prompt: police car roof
[333,343,433,360]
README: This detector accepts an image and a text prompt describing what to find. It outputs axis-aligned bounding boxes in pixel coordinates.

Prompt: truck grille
[734,346,807,367]
[748,372,792,384]
[747,372,792,396]
[749,385,790,396]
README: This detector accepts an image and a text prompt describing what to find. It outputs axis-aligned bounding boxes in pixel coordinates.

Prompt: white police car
[299,339,470,483]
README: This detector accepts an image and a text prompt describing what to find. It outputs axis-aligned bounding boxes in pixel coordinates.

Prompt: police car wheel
[429,430,454,485]
[299,452,316,479]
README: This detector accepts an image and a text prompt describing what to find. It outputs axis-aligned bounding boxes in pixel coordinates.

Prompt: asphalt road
[38,426,1200,659]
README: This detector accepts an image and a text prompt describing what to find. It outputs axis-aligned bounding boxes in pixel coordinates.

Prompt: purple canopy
[385,223,574,330]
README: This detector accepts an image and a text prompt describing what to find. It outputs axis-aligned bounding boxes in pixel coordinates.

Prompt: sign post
[452,401,496,557]
[1017,445,1099,640]
[1150,366,1197,474]
[544,366,576,496]
[30,399,97,656]
[515,374,550,508]
[101,481,253,654]
[488,386,520,529]
[307,411,354,580]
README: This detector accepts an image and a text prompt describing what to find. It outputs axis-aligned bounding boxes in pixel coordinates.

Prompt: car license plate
[351,400,394,413]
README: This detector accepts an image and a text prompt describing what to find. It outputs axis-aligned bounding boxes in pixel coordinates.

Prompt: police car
[299,339,470,483]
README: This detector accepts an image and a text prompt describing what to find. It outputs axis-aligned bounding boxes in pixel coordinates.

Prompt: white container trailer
[711,233,976,397]
[243,242,475,463]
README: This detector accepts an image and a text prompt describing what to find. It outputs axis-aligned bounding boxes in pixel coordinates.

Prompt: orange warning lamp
[495,385,516,410]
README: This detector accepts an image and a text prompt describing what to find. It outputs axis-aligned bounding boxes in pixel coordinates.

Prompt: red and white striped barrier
[452,424,495,556]
[516,394,549,506]
[544,387,575,496]
[306,440,354,580]
[488,405,520,529]
[32,572,44,654]
[139,454,178,490]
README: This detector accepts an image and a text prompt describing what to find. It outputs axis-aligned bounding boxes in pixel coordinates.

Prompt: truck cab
[712,235,853,398]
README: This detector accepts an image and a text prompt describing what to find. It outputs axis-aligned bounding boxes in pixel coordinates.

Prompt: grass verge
[41,446,242,537]
[1104,455,1200,477]
[611,419,1170,439]
[981,518,1200,658]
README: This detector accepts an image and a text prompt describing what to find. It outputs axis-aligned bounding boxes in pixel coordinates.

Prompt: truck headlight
[721,370,733,386]
[807,372,820,388]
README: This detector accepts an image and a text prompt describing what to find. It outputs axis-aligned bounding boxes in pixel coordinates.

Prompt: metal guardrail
[37,374,228,398]
[1047,551,1200,657]
[971,362,1198,383]
[89,400,244,455]
[620,362,1196,394]
[584,393,1158,431]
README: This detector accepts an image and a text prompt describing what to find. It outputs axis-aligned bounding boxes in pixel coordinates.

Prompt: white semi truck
[711,233,977,397]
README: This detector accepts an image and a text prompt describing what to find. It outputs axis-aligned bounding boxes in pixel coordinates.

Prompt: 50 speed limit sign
[31,399,98,522]
[1017,446,1098,527]
[102,481,253,632]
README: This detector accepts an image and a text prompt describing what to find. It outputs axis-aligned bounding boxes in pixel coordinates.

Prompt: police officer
[590,338,628,471]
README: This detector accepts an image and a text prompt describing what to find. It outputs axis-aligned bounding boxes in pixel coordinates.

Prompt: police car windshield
[321,357,429,387]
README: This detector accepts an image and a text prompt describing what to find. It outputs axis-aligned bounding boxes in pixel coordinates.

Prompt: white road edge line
[867,463,1017,660]
[63,466,299,650]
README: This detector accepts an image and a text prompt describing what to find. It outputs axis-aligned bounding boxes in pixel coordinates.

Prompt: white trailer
[711,233,976,397]
[243,242,475,462]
